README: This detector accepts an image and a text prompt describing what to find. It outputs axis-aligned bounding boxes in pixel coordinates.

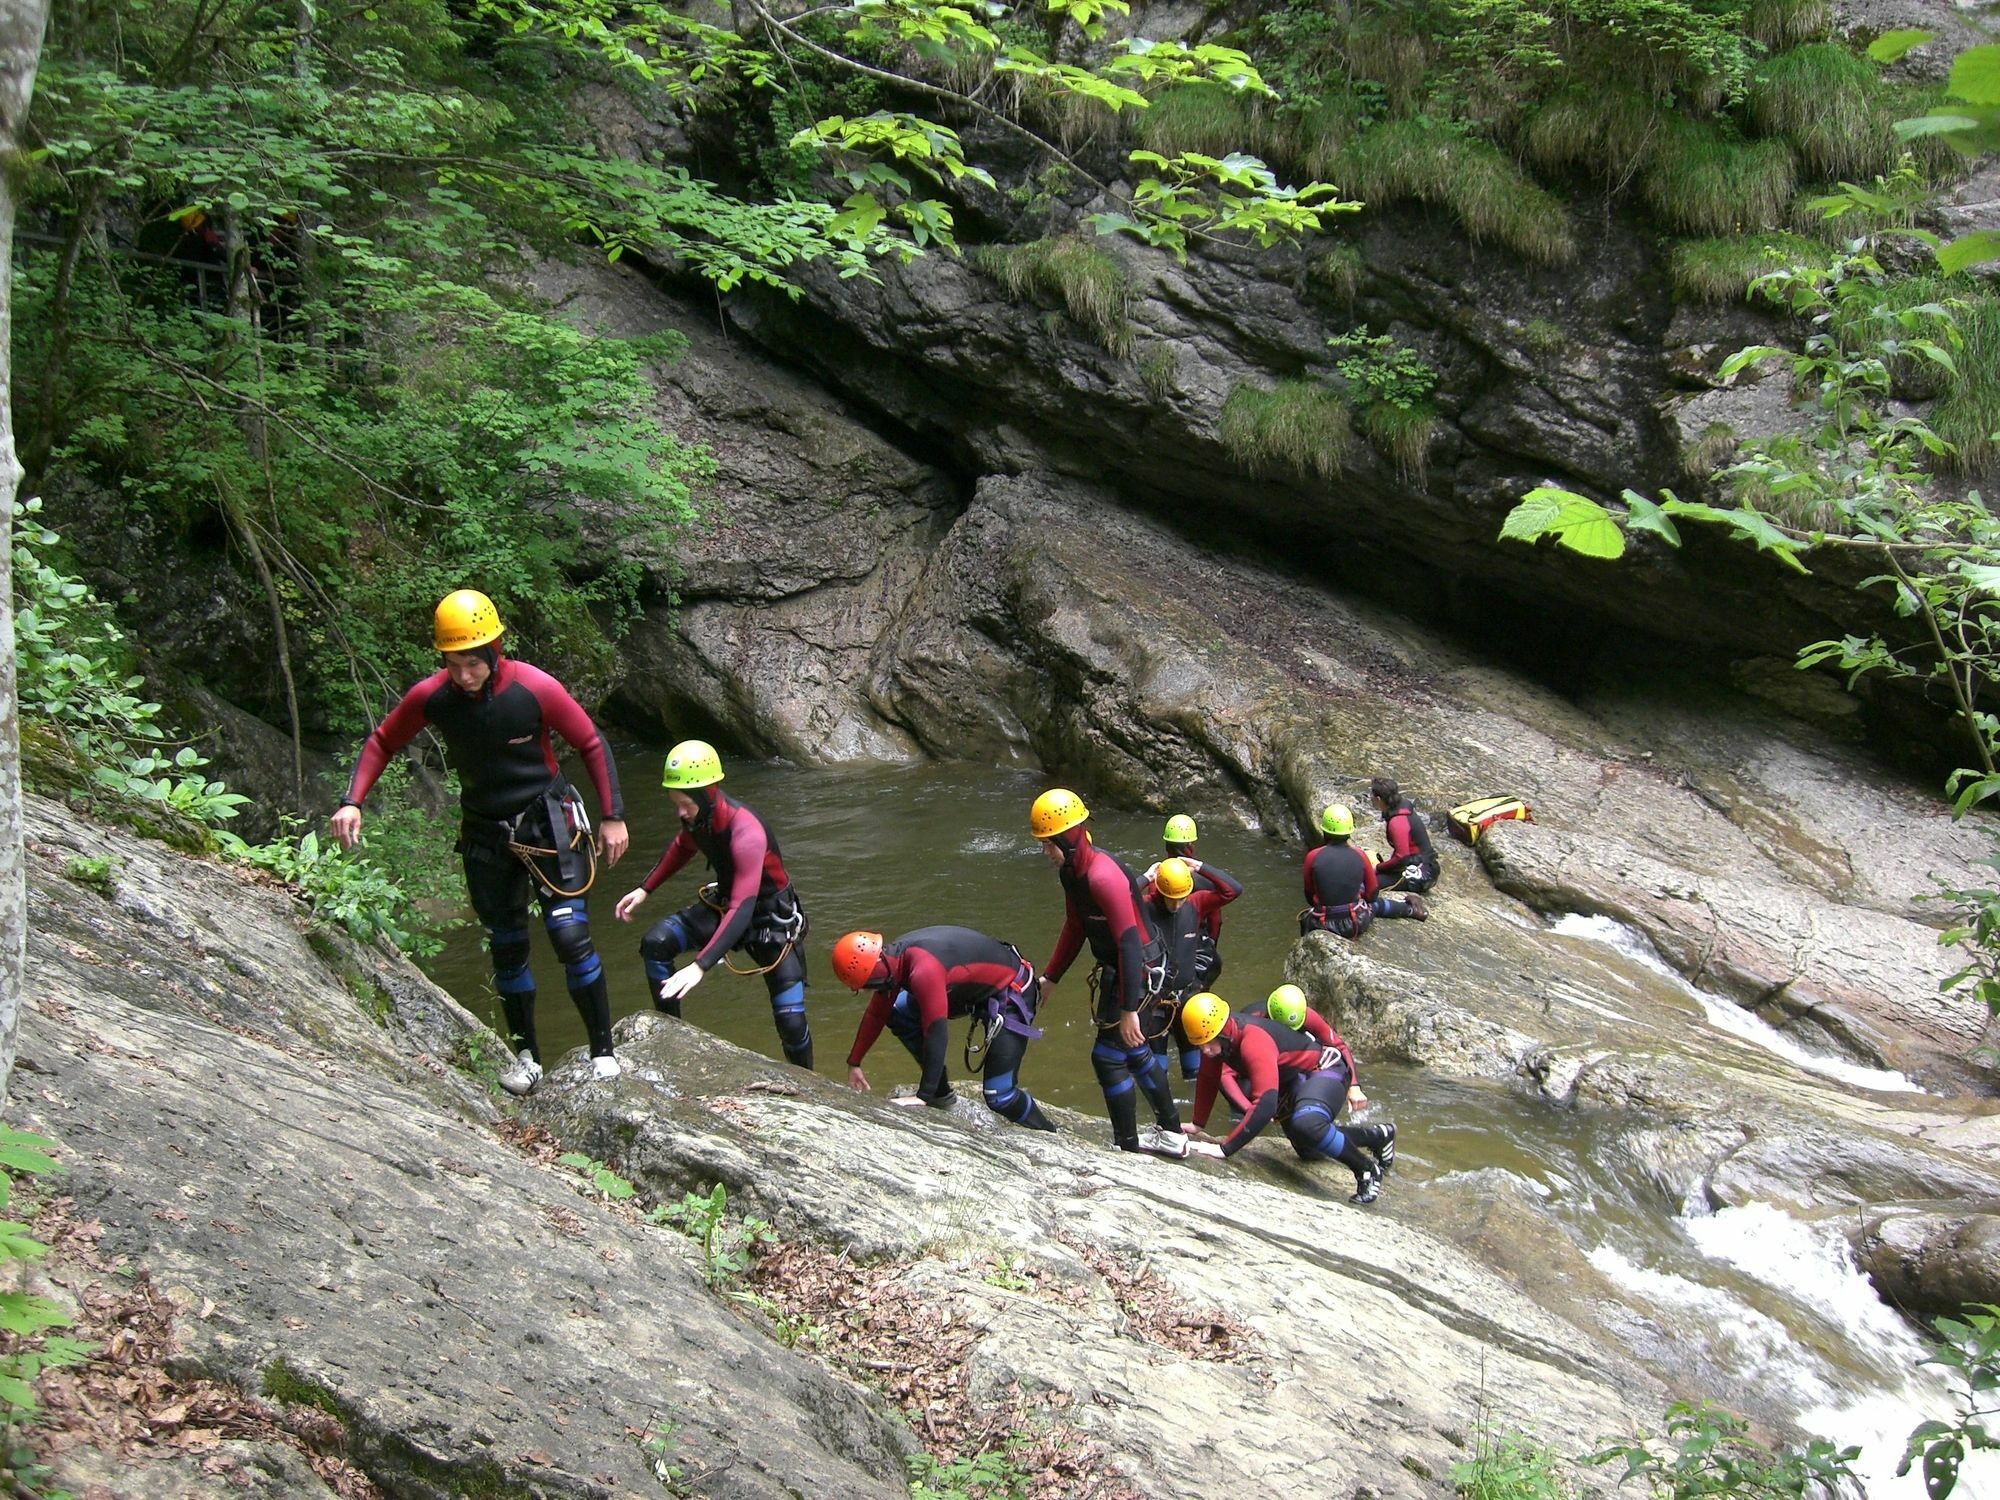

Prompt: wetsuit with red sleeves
[1192,1016,1331,1156]
[1186,863,1241,986]
[340,652,623,1063]
[1377,800,1439,893]
[1043,832,1180,1151]
[846,926,1051,1129]
[636,788,812,1068]
[1302,840,1377,938]
[344,655,622,826]
[1218,1006,1339,1113]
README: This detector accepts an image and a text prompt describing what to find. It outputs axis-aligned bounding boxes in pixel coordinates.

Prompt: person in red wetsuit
[1370,777,1440,894]
[332,589,629,1095]
[832,927,1054,1131]
[1033,788,1188,1158]
[1139,856,1235,1082]
[1302,803,1427,939]
[1155,814,1243,988]
[1180,992,1398,1203]
[614,740,812,1069]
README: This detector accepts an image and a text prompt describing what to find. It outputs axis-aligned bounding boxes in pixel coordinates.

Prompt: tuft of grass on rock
[1747,43,1895,180]
[1360,401,1438,483]
[1669,231,1831,301]
[1745,0,1831,50]
[972,236,1134,357]
[1308,243,1364,304]
[1219,380,1354,479]
[1640,117,1795,235]
[1338,119,1575,263]
[1521,84,1667,184]
[1134,82,1261,160]
[1927,288,2000,474]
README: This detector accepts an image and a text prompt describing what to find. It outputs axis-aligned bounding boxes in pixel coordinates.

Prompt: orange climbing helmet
[832,931,886,991]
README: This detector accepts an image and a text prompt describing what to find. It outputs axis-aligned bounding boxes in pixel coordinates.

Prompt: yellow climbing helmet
[1265,983,1307,1030]
[1320,803,1355,838]
[1163,814,1198,845]
[661,739,725,790]
[1031,788,1089,839]
[1182,992,1230,1047]
[434,589,503,652]
[1157,858,1195,901]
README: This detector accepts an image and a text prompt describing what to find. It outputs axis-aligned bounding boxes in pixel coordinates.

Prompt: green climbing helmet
[1265,983,1308,1031]
[661,739,725,790]
[1321,803,1354,838]
[1163,813,1198,845]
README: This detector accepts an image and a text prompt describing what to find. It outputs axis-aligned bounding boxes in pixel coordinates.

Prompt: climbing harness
[967,954,1043,1068]
[506,786,597,899]
[695,882,809,977]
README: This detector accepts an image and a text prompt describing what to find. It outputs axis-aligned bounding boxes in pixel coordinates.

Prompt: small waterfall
[1549,913,1924,1094]
[1592,1202,1999,1498]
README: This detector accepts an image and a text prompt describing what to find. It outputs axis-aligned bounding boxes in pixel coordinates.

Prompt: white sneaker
[590,1054,621,1082]
[498,1049,544,1096]
[1138,1125,1190,1159]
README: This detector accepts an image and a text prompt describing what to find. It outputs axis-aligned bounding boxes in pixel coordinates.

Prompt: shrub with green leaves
[1452,1427,1574,1498]
[1592,1400,1857,1497]
[0,1130,93,1418]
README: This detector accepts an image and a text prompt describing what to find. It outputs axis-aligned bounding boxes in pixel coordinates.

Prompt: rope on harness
[721,898,805,977]
[508,830,597,898]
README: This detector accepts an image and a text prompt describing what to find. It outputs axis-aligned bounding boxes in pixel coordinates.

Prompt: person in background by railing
[615,740,814,1071]
[331,589,628,1095]
[832,926,1055,1131]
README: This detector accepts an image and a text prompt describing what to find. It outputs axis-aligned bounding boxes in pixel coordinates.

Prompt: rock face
[18,795,1680,1498]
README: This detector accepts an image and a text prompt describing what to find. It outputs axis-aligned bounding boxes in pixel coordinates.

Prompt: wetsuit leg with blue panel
[639,901,722,1017]
[464,835,540,1059]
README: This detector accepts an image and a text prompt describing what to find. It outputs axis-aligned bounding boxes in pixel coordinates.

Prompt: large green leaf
[1868,29,1932,63]
[1499,487,1626,559]
[1939,231,2000,276]
[1948,45,2000,107]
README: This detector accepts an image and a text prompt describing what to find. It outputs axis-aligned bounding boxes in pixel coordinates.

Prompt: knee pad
[486,926,534,995]
[543,903,600,986]
[640,915,691,967]
[1288,1104,1344,1160]
[982,1067,1021,1112]
[770,981,807,1016]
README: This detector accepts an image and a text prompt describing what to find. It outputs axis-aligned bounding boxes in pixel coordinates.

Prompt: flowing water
[421,747,1992,1493]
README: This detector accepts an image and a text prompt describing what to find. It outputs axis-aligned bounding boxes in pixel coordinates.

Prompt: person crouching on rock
[1032,788,1189,1159]
[1370,777,1440,895]
[1153,813,1243,988]
[1301,803,1427,939]
[1179,992,1397,1204]
[331,589,629,1095]
[613,740,813,1070]
[832,927,1055,1131]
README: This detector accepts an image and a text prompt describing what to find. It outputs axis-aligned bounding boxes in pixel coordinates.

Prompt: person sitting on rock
[832,926,1054,1131]
[1033,788,1189,1159]
[1301,804,1427,939]
[1179,992,1396,1204]
[332,589,629,1096]
[1154,814,1244,987]
[614,740,813,1070]
[1370,777,1440,895]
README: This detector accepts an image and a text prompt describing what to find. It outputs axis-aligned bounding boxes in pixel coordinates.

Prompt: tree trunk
[0,0,55,1105]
